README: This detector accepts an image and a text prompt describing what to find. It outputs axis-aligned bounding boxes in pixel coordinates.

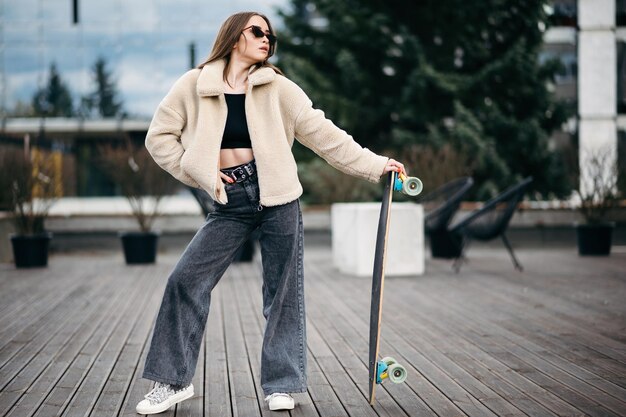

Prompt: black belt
[221,160,257,183]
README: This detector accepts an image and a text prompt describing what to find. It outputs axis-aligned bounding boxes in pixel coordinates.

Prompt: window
[547,0,577,28]
[617,130,626,194]
[618,0,626,26]
[617,41,626,113]
[539,45,577,102]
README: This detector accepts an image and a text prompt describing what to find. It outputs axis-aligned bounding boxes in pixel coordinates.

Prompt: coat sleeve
[145,76,200,188]
[290,85,388,183]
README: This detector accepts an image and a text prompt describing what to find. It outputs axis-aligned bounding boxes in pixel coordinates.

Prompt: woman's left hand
[382,158,407,177]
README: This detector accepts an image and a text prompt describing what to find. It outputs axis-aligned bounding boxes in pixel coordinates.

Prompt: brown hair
[197,12,283,83]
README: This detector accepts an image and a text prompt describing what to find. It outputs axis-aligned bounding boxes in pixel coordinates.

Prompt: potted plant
[0,143,58,268]
[99,140,177,264]
[574,145,621,256]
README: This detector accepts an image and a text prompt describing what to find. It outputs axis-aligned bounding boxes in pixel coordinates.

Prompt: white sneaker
[265,393,295,411]
[136,382,194,414]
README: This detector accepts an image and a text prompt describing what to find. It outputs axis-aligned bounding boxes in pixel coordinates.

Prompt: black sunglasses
[242,25,277,45]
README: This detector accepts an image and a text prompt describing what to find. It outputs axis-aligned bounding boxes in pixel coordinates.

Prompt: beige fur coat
[145,59,389,206]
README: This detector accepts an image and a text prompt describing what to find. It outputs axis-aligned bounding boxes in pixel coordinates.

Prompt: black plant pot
[10,233,52,268]
[428,230,463,258]
[120,231,159,264]
[576,223,614,256]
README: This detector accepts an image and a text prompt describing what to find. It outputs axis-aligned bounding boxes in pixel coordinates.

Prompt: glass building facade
[0,0,285,196]
[1,0,285,118]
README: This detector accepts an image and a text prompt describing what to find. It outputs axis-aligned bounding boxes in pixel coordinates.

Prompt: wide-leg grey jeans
[142,174,307,396]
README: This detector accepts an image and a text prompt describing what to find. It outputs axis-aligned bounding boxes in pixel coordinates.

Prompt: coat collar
[196,59,277,97]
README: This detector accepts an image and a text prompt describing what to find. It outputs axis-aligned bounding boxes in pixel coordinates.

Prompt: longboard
[368,171,422,404]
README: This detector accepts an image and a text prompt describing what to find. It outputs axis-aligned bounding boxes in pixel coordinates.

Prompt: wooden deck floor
[0,245,625,417]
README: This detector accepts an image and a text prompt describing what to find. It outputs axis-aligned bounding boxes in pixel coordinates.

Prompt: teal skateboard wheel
[402,177,423,196]
[381,356,397,366]
[388,363,408,383]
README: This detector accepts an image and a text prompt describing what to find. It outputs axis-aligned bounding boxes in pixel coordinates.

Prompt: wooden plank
[90,267,167,416]
[414,268,620,414]
[413,273,626,417]
[0,276,112,369]
[0,263,75,310]
[456,253,626,359]
[0,275,120,416]
[238,262,349,417]
[32,268,152,417]
[495,307,626,380]
[316,300,519,415]
[204,283,233,417]
[308,263,501,417]
[58,268,161,417]
[112,259,201,417]
[116,260,236,417]
[303,261,429,417]
[117,317,157,417]
[0,271,82,334]
[303,251,465,417]
[464,273,626,371]
[305,268,435,417]
[302,347,350,417]
[308,329,380,417]
[426,272,626,404]
[506,250,626,322]
[492,305,626,390]
[234,263,320,417]
[360,271,605,417]
[229,266,275,417]
[221,269,262,417]
[0,258,104,343]
[403,307,584,416]
[0,290,122,417]
[175,339,205,416]
[0,243,625,417]
[367,280,581,417]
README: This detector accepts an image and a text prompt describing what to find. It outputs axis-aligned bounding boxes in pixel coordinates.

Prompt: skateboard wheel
[381,356,397,366]
[402,177,423,196]
[387,364,407,383]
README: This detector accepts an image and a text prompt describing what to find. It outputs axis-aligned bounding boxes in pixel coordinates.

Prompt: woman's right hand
[382,158,407,177]
[220,171,235,184]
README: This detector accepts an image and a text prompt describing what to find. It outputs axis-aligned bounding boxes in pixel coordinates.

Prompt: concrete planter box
[331,203,424,277]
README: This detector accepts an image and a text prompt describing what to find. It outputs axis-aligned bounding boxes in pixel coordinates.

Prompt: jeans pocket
[223,182,236,192]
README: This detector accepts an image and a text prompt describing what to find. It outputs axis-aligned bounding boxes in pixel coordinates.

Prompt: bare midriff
[220,148,254,169]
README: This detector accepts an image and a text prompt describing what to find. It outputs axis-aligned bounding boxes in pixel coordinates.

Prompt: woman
[136,11,407,414]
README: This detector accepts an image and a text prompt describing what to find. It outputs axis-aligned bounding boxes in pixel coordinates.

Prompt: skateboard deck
[368,171,421,404]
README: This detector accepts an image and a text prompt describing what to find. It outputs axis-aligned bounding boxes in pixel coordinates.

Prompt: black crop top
[221,94,252,149]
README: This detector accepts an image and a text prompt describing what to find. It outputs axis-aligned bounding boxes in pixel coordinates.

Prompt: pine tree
[277,0,572,198]
[82,57,124,118]
[32,63,74,117]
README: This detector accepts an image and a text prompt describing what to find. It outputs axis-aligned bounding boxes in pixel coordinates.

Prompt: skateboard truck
[376,357,408,384]
[393,173,423,196]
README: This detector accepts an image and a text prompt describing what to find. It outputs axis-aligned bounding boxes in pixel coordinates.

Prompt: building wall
[578,0,619,194]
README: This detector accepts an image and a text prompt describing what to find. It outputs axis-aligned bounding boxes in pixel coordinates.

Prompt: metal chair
[448,177,533,272]
[417,177,474,258]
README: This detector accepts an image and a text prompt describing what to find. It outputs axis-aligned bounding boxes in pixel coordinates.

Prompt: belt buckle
[232,167,246,182]
[244,164,254,176]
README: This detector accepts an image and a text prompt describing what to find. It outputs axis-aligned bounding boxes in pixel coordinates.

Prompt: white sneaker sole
[268,399,295,411]
[136,384,194,415]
